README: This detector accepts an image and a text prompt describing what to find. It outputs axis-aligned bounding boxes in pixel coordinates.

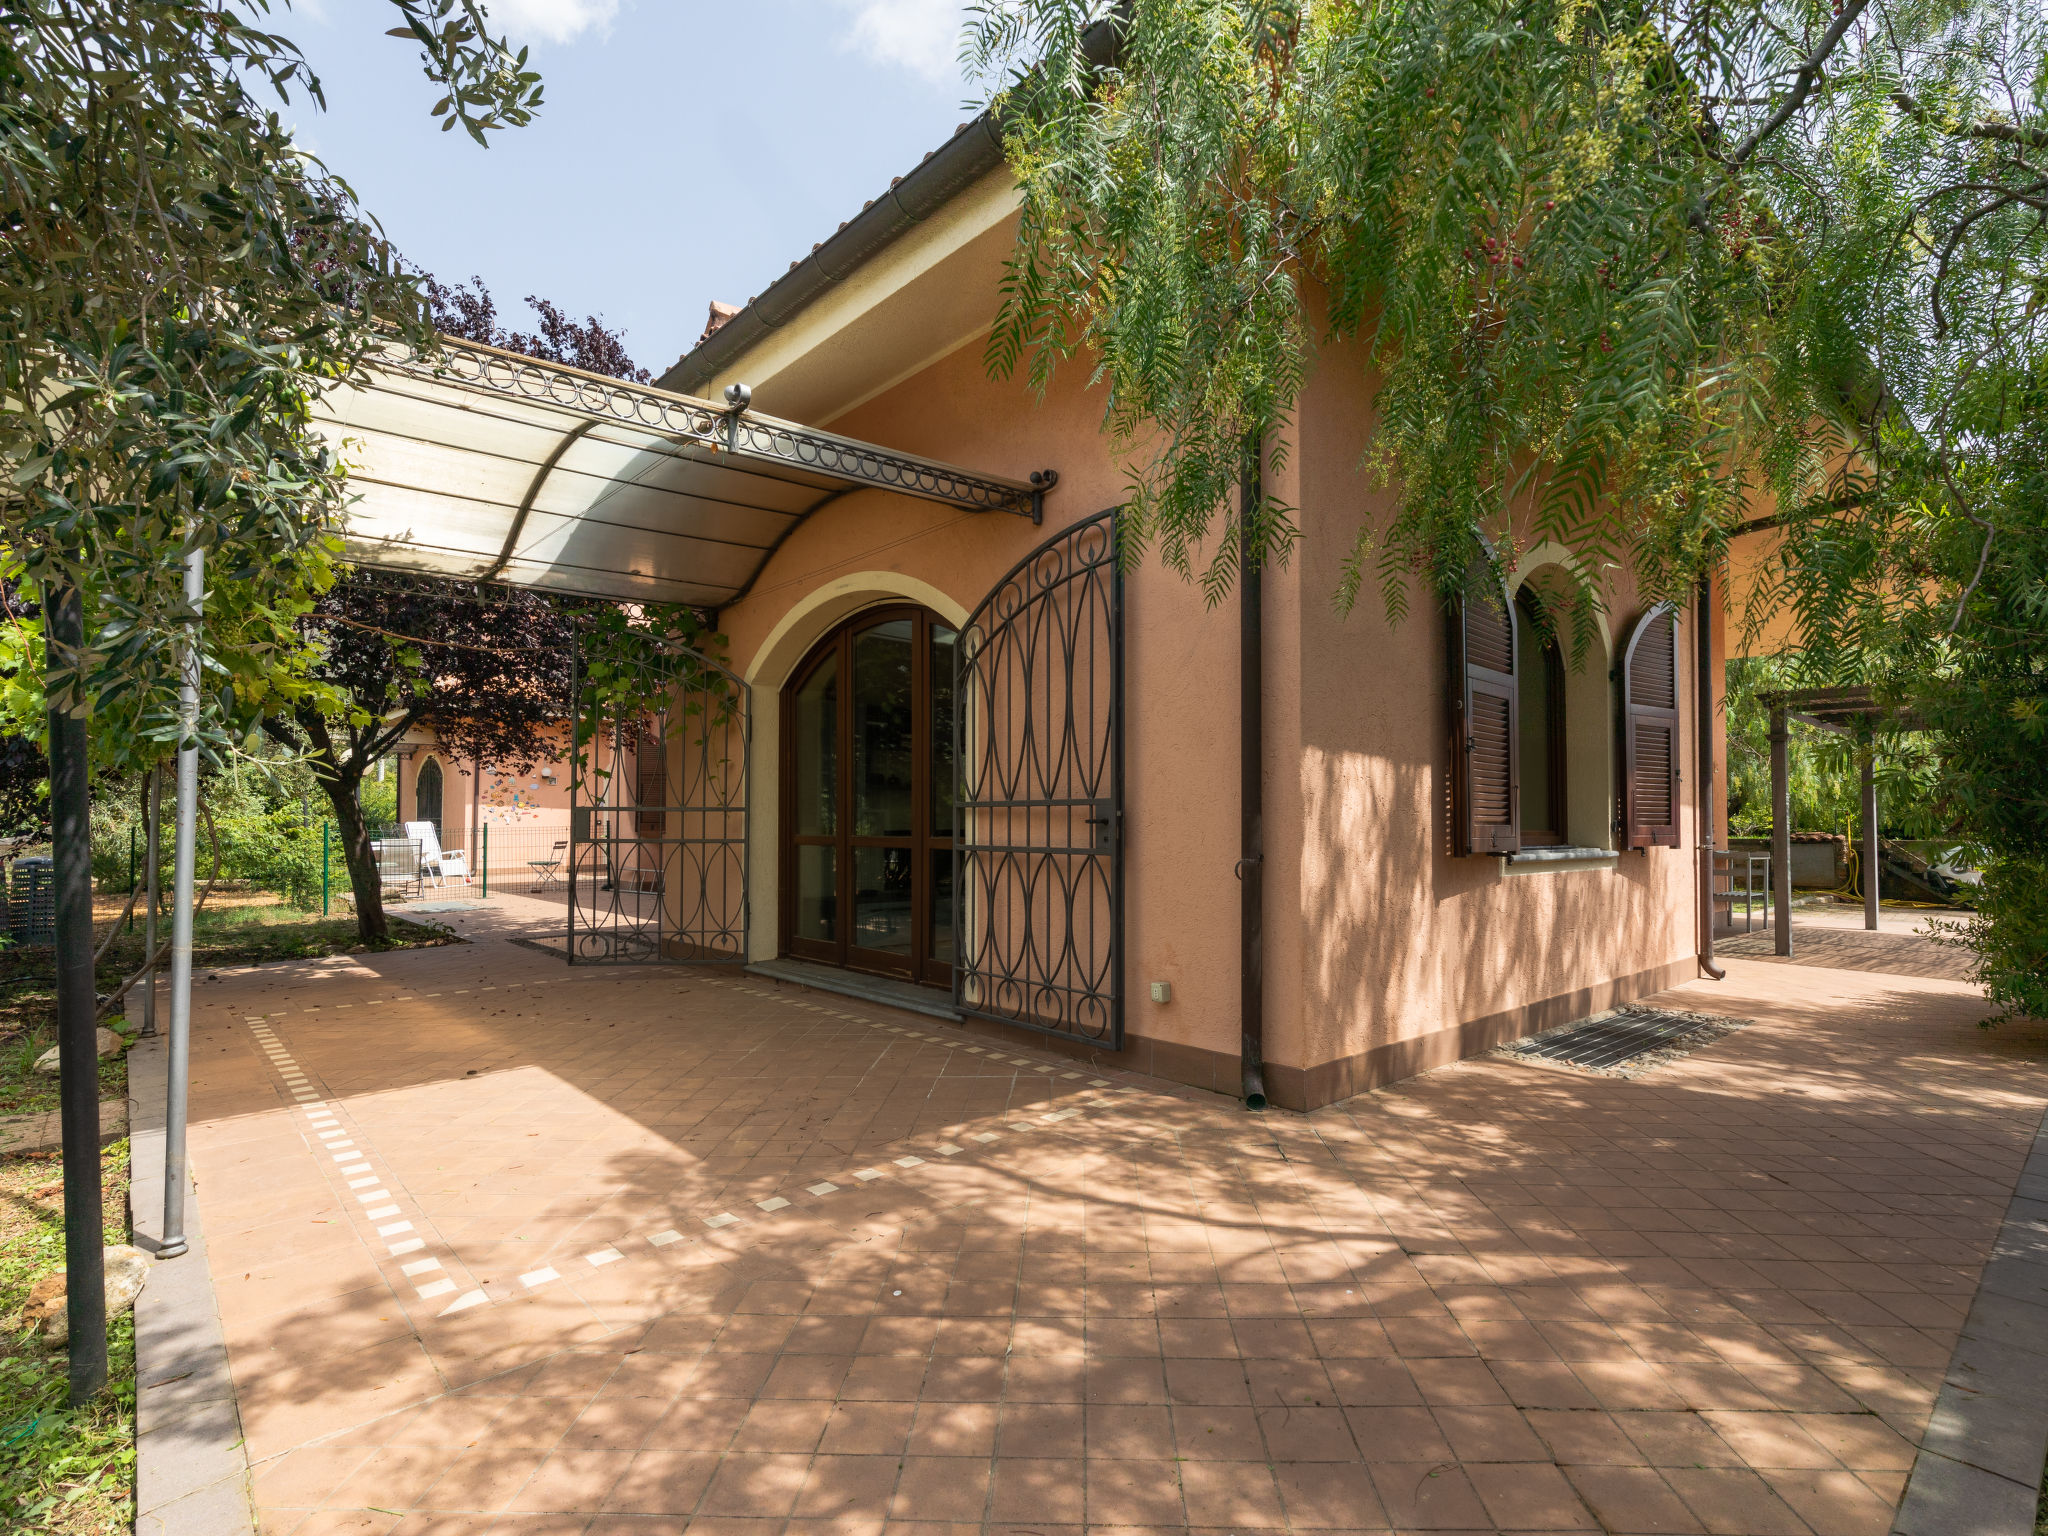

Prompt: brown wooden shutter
[1619,603,1681,848]
[1450,565,1520,855]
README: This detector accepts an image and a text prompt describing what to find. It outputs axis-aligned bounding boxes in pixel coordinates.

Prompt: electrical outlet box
[1149,981,1173,1004]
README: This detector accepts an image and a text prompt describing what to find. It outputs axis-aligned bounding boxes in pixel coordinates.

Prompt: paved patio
[169,897,2048,1534]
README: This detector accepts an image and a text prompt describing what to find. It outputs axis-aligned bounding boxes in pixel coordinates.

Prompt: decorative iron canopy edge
[366,333,1057,522]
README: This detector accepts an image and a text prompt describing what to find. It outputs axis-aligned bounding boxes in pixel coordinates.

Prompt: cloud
[487,0,621,46]
[831,0,969,84]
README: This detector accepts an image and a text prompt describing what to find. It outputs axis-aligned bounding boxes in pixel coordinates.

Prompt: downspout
[1239,445,1268,1110]
[1696,575,1726,980]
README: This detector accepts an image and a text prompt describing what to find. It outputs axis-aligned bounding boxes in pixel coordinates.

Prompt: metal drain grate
[1507,1010,1709,1070]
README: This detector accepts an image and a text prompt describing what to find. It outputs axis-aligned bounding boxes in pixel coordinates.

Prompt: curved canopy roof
[317,335,1047,607]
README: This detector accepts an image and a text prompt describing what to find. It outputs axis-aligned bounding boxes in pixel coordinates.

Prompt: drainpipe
[1861,737,1879,931]
[1239,445,1268,1110]
[1696,576,1726,980]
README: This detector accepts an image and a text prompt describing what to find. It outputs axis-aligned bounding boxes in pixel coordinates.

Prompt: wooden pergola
[1757,685,1899,955]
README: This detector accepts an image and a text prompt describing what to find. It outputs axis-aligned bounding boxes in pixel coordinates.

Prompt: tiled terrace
[172,896,2048,1534]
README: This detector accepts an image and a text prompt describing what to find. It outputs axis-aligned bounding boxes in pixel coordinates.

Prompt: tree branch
[1729,0,1876,168]
[1893,91,2048,151]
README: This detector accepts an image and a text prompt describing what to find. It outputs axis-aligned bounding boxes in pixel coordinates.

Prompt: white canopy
[316,335,1048,607]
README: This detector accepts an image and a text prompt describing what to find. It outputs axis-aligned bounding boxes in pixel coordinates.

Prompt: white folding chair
[403,821,470,886]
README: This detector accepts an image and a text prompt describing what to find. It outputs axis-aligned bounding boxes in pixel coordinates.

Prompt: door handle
[1084,800,1114,854]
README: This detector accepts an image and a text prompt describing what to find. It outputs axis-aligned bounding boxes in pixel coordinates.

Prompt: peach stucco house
[330,121,1732,1112]
[619,125,1725,1111]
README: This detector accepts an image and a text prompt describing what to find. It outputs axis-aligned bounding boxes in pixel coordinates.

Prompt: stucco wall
[1284,338,1701,1103]
[712,325,1705,1108]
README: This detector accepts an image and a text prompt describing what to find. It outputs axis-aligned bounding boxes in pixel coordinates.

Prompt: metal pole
[141,767,161,1038]
[1862,739,1880,931]
[566,640,580,962]
[482,823,489,899]
[1770,703,1792,957]
[45,581,107,1402]
[322,821,330,917]
[159,541,203,1261]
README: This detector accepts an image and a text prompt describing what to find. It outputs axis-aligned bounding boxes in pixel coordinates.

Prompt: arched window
[416,756,444,838]
[1515,589,1567,847]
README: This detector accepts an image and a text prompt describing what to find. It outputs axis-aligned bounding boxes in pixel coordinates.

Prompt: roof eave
[658,115,1007,397]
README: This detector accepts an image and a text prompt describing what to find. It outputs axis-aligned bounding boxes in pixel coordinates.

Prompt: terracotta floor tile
[320,1446,460,1514]
[1432,1405,1549,1463]
[1087,1403,1175,1459]
[1465,1461,1601,1529]
[794,1454,906,1519]
[1171,1404,1264,1459]
[1661,1466,1811,1535]
[1324,1359,1425,1406]
[177,908,2043,1535]
[1274,1460,1391,1528]
[1344,1406,1453,1462]
[695,1451,812,1518]
[1759,1468,1898,1536]
[1084,1457,1185,1524]
[504,1449,631,1513]
[1178,1460,1287,1525]
[1367,1460,1493,1528]
[987,1454,1083,1523]
[1697,1410,1842,1470]
[597,1450,718,1514]
[252,1446,375,1511]
[1563,1464,1707,1533]
[413,1445,549,1512]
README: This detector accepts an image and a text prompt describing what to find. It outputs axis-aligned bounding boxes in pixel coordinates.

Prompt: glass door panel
[853,845,915,954]
[795,845,837,943]
[853,619,915,837]
[794,655,838,835]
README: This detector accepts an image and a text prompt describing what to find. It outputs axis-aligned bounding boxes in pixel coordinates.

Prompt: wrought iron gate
[567,638,749,964]
[954,507,1124,1046]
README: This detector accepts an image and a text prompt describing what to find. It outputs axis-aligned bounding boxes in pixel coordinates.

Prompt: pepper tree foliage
[966,0,2048,1015]
[0,0,542,772]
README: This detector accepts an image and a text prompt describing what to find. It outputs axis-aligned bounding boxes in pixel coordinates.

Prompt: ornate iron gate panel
[954,507,1124,1046]
[568,640,749,964]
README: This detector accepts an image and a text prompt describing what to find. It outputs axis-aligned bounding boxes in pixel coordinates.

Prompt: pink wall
[397,729,575,844]
[706,326,1706,1107]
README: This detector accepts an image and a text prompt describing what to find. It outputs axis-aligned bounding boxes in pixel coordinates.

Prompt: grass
[0,1138,134,1535]
[0,884,456,1117]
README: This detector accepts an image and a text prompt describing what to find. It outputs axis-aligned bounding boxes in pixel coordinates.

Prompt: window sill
[1501,845,1618,875]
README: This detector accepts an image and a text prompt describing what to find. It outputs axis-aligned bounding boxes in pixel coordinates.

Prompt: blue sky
[290,1,982,379]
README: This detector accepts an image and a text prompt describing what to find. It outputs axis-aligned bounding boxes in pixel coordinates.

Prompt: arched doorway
[416,756,444,839]
[782,606,955,985]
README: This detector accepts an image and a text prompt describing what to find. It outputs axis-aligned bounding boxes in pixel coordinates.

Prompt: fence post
[127,826,136,932]
[322,821,330,917]
[482,824,489,900]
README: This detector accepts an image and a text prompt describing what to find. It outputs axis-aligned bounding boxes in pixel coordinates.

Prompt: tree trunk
[318,766,388,944]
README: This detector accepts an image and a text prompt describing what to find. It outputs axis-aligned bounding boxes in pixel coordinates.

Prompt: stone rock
[24,1244,152,1345]
[31,1028,125,1074]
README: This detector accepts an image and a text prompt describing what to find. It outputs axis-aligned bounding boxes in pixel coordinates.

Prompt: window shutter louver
[1619,603,1682,848]
[1450,563,1520,855]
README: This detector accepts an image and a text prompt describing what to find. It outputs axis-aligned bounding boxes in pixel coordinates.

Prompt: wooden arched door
[781,606,955,986]
[416,756,444,839]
